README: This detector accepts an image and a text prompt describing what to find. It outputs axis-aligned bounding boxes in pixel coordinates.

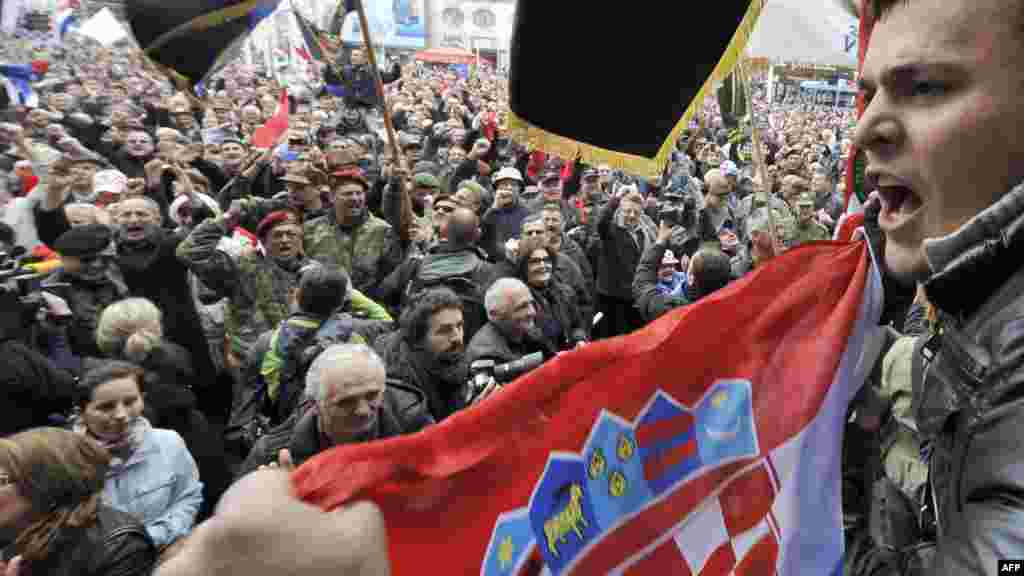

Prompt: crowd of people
[0,20,858,573]
[5,0,1021,573]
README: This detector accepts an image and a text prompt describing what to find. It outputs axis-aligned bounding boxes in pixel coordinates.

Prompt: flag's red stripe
[569,459,750,575]
[635,412,695,448]
[621,539,692,576]
[698,542,737,576]
[733,532,779,576]
[720,463,776,538]
[643,436,697,482]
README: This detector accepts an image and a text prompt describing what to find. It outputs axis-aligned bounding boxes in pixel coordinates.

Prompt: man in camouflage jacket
[303,167,402,298]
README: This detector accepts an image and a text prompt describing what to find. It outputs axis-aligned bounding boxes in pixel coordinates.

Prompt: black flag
[126,0,282,87]
[508,0,764,179]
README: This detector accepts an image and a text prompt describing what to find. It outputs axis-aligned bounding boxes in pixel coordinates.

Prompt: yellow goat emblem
[543,484,589,558]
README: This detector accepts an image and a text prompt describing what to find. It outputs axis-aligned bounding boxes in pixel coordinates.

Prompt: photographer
[0,279,77,436]
[465,278,557,381]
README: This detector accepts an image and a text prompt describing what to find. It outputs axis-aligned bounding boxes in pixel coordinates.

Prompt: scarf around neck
[73,416,150,474]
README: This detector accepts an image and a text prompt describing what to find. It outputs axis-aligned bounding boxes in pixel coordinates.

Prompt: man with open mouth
[850,1,1024,574]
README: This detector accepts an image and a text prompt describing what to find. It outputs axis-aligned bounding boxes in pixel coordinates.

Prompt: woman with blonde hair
[0,427,156,575]
[94,298,230,523]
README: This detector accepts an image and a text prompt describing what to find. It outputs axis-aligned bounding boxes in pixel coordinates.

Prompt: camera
[466,352,545,403]
[658,195,697,229]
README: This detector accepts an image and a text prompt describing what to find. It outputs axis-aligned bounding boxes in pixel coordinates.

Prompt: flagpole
[737,55,779,252]
[351,0,414,242]
[353,0,401,162]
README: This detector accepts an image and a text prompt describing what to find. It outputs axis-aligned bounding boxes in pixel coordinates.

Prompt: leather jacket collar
[924,180,1024,320]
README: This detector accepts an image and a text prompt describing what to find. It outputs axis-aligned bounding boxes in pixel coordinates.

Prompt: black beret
[54,224,112,257]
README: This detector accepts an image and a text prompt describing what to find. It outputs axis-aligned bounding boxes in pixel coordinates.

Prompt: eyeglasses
[528,256,551,265]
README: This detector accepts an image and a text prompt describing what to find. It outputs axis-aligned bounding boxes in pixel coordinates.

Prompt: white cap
[93,169,128,195]
[493,166,524,185]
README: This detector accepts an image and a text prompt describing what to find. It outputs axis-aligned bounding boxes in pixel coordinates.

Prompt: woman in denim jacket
[71,360,203,552]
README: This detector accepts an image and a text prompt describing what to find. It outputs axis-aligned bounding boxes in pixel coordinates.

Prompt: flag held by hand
[293,240,884,575]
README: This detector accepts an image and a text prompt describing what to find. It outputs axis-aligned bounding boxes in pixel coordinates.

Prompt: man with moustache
[849,0,1024,573]
[375,288,470,422]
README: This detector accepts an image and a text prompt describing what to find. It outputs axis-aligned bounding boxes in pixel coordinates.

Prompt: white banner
[76,7,128,46]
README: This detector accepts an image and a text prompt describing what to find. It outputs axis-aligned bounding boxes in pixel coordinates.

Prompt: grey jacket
[911,181,1024,575]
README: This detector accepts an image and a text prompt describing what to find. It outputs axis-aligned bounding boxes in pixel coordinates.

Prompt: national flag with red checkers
[292,240,885,576]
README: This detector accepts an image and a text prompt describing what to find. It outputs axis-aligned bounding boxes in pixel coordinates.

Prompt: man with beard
[465,278,558,373]
[304,167,401,298]
[48,224,129,359]
[111,196,220,416]
[238,343,431,478]
[375,288,469,422]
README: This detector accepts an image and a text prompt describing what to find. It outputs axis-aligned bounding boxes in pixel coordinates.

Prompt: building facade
[428,0,514,69]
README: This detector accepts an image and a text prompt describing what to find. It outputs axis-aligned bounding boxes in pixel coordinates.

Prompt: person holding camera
[465,278,558,384]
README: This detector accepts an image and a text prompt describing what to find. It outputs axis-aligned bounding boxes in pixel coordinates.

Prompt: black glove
[863,195,916,330]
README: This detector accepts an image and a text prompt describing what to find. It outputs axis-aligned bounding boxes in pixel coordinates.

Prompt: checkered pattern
[623,459,781,576]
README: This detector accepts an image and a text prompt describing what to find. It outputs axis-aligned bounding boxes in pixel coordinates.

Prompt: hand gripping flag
[293,240,885,575]
[125,0,282,88]
[507,0,765,180]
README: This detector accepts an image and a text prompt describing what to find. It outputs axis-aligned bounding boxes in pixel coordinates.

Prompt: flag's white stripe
[730,515,773,565]
[768,255,883,575]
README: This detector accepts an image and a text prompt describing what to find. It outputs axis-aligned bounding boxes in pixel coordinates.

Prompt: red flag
[295,46,312,62]
[252,88,289,149]
[293,241,877,575]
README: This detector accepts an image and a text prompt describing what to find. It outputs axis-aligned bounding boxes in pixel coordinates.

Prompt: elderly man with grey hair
[465,278,557,375]
[237,343,433,478]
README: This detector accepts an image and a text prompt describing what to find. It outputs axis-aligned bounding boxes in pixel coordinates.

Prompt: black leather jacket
[237,380,434,478]
[913,181,1024,575]
[3,505,156,576]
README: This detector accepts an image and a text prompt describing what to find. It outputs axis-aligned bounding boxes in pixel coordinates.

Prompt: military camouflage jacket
[177,217,309,358]
[303,209,401,295]
[790,220,830,247]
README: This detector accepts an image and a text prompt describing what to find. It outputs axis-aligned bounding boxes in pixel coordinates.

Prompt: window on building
[472,8,496,28]
[443,8,464,28]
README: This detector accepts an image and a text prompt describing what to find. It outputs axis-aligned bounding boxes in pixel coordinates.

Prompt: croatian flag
[53,8,79,45]
[0,64,37,107]
[293,239,884,575]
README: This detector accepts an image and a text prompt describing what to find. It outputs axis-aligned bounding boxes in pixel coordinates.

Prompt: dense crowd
[0,18,887,575]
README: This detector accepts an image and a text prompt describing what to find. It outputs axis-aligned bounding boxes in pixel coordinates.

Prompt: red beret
[256,210,300,239]
[329,167,369,189]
